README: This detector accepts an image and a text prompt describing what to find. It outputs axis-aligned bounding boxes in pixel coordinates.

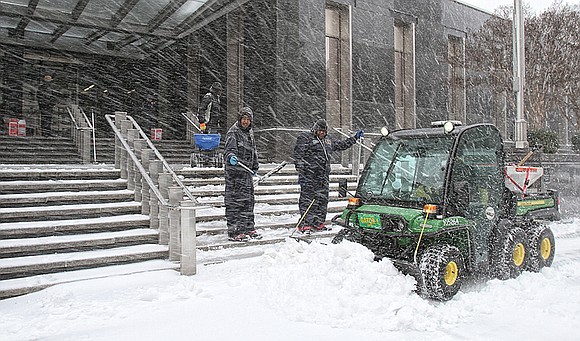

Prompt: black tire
[491,227,528,280]
[331,227,356,244]
[418,245,464,301]
[526,225,555,272]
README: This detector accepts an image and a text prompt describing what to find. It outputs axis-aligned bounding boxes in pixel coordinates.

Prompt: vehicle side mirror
[338,178,348,198]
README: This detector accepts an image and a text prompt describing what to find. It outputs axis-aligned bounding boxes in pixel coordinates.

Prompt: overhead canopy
[0,0,244,59]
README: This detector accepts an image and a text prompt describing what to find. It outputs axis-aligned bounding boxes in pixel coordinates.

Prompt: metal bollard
[180,200,197,275]
[168,186,182,261]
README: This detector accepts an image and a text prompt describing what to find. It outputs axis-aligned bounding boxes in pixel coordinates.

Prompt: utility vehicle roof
[386,123,495,140]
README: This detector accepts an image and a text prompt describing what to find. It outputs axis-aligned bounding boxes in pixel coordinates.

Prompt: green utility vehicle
[332,122,559,301]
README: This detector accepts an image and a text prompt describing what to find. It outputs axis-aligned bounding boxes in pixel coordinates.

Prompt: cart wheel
[192,153,201,168]
[190,153,196,168]
[215,153,224,168]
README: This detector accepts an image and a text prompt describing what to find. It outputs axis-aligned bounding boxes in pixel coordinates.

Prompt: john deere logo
[358,213,381,228]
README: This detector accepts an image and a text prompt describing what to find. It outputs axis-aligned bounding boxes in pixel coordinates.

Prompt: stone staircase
[0,162,358,299]
[0,135,200,165]
[0,136,81,164]
[94,138,197,165]
[0,166,176,299]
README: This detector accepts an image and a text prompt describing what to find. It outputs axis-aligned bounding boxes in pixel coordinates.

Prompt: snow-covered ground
[1,218,580,341]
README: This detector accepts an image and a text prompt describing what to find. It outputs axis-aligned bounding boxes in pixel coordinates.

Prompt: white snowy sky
[460,0,580,13]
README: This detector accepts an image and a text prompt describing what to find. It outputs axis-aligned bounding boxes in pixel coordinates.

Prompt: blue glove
[355,130,364,139]
[229,155,238,166]
[252,171,258,177]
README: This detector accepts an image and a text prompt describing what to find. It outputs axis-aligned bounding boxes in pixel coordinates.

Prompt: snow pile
[255,240,437,332]
[1,219,580,340]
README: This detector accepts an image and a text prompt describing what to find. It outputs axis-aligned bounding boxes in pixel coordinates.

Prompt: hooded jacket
[293,119,356,182]
[224,107,259,174]
[197,82,222,125]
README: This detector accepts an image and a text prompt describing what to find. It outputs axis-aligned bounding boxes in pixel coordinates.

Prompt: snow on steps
[0,214,150,238]
[0,166,169,299]
[0,163,357,299]
[0,260,178,300]
[0,229,160,257]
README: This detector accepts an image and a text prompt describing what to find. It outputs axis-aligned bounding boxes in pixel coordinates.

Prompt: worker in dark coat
[197,81,223,134]
[223,107,261,242]
[37,74,60,137]
[293,119,364,233]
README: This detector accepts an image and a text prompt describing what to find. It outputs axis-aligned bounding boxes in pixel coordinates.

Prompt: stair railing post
[141,148,152,215]
[168,186,183,261]
[120,120,132,179]
[180,200,196,275]
[114,112,127,169]
[126,129,138,191]
[149,160,162,230]
[133,140,144,202]
[158,172,172,245]
[81,127,91,164]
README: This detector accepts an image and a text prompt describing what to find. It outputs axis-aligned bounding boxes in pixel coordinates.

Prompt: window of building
[394,21,415,129]
[325,4,351,125]
[325,3,352,166]
[448,35,466,123]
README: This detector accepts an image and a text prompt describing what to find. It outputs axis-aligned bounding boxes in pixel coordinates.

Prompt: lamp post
[513,0,528,148]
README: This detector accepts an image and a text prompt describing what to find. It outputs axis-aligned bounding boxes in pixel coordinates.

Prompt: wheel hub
[445,261,458,286]
[541,237,552,260]
[513,242,525,266]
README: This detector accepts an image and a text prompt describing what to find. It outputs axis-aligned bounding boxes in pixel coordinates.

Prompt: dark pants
[298,176,329,228]
[224,171,255,235]
[40,107,52,137]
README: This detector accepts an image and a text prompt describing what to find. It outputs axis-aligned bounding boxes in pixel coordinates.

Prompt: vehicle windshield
[357,135,454,205]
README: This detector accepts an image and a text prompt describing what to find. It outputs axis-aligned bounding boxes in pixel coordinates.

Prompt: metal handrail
[78,106,97,161]
[105,114,170,207]
[66,107,83,130]
[66,105,97,162]
[108,114,199,204]
[254,127,309,133]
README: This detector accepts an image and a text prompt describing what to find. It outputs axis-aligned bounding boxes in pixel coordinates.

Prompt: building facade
[0,0,493,161]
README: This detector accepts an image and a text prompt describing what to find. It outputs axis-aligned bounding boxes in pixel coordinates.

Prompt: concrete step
[0,201,142,222]
[189,182,357,197]
[0,178,127,194]
[183,173,358,186]
[0,229,159,258]
[0,259,178,299]
[0,189,134,207]
[175,163,355,178]
[0,168,119,181]
[198,190,348,207]
[0,244,169,280]
[0,137,81,164]
[0,214,150,238]
[192,200,348,224]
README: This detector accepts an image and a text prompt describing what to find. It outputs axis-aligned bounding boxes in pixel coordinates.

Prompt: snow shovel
[236,160,256,175]
[253,161,288,187]
[289,198,316,244]
[180,112,203,133]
